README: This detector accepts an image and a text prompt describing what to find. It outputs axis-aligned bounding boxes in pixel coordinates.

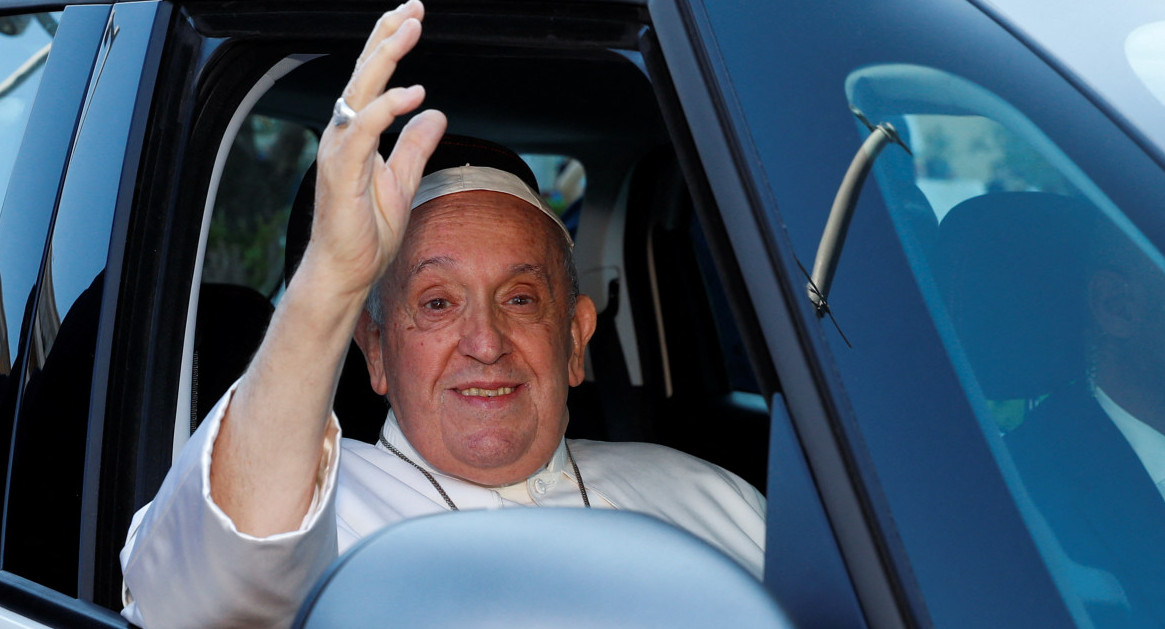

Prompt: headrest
[421,134,539,190]
[935,192,1099,399]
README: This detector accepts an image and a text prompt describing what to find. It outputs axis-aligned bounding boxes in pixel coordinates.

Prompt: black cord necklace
[379,434,591,510]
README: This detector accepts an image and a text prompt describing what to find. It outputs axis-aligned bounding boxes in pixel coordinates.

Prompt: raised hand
[210,1,444,537]
[309,0,447,299]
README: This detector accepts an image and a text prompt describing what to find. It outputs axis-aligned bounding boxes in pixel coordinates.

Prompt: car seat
[191,283,274,429]
[934,191,1097,401]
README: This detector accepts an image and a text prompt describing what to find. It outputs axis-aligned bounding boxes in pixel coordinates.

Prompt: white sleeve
[119,383,341,628]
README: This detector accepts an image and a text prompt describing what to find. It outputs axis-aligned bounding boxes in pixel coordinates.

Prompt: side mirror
[293,509,791,628]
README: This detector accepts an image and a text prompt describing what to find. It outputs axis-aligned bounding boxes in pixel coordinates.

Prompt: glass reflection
[1127,21,1165,108]
[0,12,57,377]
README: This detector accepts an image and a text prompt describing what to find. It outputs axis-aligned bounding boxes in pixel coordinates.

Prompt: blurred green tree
[204,115,317,297]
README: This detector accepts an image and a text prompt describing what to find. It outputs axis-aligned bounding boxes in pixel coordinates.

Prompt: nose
[457,302,511,364]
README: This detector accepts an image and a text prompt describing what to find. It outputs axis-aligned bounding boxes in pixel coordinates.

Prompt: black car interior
[189,22,772,492]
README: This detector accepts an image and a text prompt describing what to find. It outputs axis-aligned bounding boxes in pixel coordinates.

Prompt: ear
[567,295,598,387]
[1090,270,1143,339]
[353,310,390,396]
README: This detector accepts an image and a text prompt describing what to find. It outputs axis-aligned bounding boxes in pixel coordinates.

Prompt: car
[1,0,1165,626]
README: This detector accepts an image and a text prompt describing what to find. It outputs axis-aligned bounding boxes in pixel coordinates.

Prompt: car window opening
[520,154,586,241]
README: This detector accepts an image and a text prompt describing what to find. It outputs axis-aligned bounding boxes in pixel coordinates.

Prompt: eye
[424,297,450,311]
[507,294,534,307]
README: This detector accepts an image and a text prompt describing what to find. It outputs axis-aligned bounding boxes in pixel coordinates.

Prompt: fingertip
[405,83,425,99]
[376,1,423,36]
[395,0,422,15]
[384,15,422,50]
[410,108,448,137]
[394,85,427,117]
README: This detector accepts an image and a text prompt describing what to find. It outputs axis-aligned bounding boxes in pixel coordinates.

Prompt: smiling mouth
[457,387,515,398]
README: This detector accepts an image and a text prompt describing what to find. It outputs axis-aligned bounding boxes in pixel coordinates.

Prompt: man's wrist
[286,249,378,329]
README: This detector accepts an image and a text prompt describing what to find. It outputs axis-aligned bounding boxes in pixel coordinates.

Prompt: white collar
[1095,386,1165,495]
[378,408,568,497]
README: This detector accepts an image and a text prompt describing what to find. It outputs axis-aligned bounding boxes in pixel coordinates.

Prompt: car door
[0,2,173,625]
[648,0,1070,625]
[650,0,1165,627]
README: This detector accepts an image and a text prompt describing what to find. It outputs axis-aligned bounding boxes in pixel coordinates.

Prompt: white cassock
[119,385,767,628]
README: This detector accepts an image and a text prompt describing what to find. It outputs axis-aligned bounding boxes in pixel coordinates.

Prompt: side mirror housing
[293,508,790,628]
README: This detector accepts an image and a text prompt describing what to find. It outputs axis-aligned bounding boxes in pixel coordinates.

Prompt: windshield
[981,0,1165,161]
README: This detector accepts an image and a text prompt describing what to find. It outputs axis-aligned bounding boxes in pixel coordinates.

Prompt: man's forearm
[209,257,367,536]
[205,0,444,538]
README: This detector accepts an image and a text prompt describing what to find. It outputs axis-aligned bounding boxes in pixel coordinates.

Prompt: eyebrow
[407,259,554,295]
[508,263,558,299]
[509,263,550,284]
[407,256,457,278]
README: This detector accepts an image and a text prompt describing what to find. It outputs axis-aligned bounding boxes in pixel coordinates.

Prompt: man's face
[355,190,596,486]
[1090,258,1165,425]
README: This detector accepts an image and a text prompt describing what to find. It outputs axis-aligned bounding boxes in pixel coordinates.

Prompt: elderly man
[119,2,765,626]
[1003,209,1165,626]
